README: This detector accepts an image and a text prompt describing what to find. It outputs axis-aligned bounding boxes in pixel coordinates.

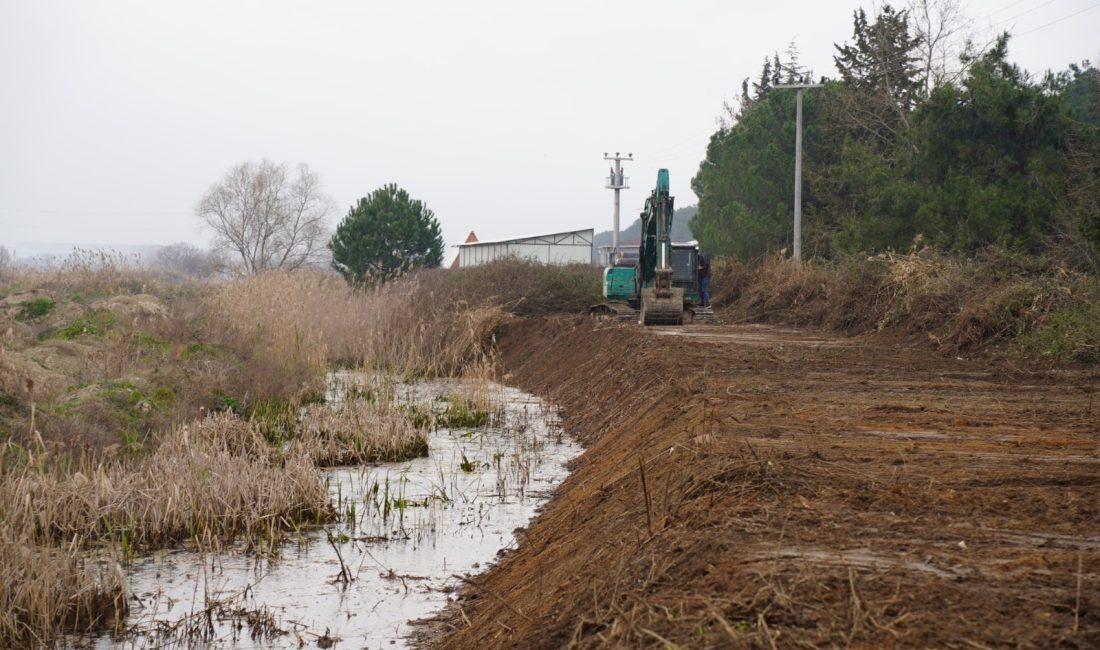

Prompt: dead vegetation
[296,397,429,466]
[0,529,127,648]
[3,248,1095,647]
[0,413,335,646]
[711,248,1100,361]
[0,255,591,645]
[1,414,333,551]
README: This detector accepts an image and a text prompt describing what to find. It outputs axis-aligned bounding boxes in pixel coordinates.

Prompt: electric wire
[989,0,1061,27]
[987,0,1033,16]
[1017,2,1100,34]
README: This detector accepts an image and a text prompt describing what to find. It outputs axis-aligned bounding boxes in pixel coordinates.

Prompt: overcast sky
[2,0,1097,259]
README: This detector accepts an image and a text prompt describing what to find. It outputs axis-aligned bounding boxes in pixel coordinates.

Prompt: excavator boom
[637,169,684,325]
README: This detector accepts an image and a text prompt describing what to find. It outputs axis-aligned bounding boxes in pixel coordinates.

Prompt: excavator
[591,169,714,325]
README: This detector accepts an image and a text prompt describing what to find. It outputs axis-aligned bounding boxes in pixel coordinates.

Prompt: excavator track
[590,302,639,322]
[689,306,715,322]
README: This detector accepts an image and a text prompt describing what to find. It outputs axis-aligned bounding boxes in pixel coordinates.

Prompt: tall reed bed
[0,530,127,647]
[0,413,334,646]
[203,269,504,378]
[1,414,332,553]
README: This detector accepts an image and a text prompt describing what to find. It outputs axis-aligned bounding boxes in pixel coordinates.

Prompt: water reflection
[93,381,580,649]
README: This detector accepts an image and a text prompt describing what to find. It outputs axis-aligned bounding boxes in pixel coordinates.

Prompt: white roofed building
[454,228,594,267]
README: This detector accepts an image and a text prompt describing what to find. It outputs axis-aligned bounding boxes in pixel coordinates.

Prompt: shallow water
[90,380,581,649]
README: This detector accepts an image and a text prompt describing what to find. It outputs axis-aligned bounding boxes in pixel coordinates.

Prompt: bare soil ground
[430,318,1099,649]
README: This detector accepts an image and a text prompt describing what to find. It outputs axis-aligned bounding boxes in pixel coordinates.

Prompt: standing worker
[697,253,711,307]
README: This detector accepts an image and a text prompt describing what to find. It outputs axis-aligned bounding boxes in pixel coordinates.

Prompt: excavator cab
[671,243,713,321]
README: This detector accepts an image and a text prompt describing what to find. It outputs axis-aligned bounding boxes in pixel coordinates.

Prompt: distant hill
[593,205,697,250]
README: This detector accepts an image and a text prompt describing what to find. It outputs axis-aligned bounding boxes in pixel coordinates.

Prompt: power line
[1017,2,1100,34]
[990,0,1060,27]
[645,127,719,158]
[987,0,1033,16]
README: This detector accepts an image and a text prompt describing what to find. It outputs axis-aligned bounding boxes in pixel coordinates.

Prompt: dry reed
[1,249,170,298]
[1,414,332,553]
[0,530,128,647]
[203,268,515,378]
[296,397,429,466]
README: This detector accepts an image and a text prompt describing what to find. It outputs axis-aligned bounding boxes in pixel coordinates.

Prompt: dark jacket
[697,255,711,280]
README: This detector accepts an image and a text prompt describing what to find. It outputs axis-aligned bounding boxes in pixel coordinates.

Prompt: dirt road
[431,318,1099,648]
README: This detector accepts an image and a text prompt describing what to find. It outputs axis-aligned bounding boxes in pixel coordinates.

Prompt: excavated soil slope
[432,317,1099,648]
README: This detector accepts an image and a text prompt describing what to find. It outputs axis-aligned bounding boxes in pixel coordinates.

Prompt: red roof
[450,231,479,268]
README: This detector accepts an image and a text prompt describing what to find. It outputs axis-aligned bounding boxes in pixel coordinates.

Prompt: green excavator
[591,169,714,325]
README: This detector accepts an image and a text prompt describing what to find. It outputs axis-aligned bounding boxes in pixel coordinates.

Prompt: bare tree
[153,242,225,280]
[195,160,333,273]
[908,0,973,94]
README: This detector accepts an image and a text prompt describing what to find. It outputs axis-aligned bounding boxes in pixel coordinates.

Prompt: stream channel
[91,377,581,649]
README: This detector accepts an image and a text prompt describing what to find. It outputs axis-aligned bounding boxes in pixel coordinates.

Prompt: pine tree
[833,5,924,149]
[329,184,444,287]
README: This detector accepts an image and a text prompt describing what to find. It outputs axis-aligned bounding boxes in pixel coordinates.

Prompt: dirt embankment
[432,318,1099,648]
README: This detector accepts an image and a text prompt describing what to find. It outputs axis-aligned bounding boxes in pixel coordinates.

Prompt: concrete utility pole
[772,83,822,264]
[603,152,632,264]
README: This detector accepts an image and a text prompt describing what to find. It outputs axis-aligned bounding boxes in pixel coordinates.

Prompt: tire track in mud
[428,318,1099,649]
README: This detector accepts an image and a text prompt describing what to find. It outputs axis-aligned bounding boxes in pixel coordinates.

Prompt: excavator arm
[637,169,684,325]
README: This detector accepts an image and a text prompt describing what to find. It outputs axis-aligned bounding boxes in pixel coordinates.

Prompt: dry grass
[296,396,429,466]
[202,271,331,400]
[200,269,507,380]
[0,256,594,644]
[0,530,128,647]
[712,249,1100,358]
[1,414,333,553]
[455,359,506,416]
[2,257,595,448]
[205,261,594,379]
[0,413,334,645]
[1,249,171,299]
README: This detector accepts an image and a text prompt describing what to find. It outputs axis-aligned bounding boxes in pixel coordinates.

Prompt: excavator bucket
[640,285,685,325]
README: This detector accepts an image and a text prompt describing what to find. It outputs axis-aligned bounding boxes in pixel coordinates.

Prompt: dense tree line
[690,4,1100,267]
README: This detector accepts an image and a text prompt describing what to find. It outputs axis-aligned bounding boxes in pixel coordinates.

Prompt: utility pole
[772,83,822,263]
[604,152,632,264]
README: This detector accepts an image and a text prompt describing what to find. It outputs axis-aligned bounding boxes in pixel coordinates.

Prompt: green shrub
[15,298,56,321]
[213,390,241,414]
[53,308,115,339]
[1019,301,1100,362]
[0,390,22,413]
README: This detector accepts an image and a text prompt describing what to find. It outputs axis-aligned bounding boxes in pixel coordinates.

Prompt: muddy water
[96,381,581,649]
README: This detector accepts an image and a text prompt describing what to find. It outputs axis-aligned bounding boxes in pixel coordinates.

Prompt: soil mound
[433,317,1099,648]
